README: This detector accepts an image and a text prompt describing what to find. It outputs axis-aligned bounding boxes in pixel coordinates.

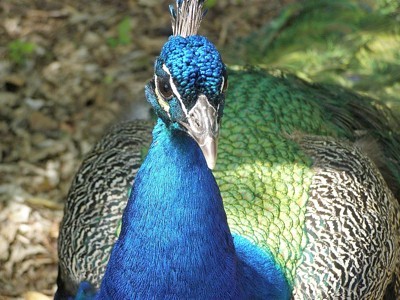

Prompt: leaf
[117,17,132,46]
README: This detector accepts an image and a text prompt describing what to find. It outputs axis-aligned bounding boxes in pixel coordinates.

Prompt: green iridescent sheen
[215,69,341,284]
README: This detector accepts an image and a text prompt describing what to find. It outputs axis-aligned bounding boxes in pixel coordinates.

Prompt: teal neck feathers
[97,119,241,298]
[91,119,290,299]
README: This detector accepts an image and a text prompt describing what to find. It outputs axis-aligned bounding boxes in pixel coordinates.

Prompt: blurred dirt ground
[0,0,295,298]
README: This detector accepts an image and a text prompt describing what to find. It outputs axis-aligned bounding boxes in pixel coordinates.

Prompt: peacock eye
[156,74,174,100]
[221,69,228,93]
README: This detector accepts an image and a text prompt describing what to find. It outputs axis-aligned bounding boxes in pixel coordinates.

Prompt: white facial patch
[220,76,225,94]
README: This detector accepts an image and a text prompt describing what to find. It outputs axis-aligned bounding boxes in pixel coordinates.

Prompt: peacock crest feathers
[169,0,207,37]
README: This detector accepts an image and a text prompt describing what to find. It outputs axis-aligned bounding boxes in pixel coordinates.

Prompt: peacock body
[56,0,400,299]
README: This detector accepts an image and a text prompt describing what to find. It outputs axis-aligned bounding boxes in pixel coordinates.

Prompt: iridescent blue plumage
[96,120,239,299]
[159,35,225,100]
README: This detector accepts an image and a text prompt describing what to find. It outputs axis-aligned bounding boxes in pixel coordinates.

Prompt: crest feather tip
[170,0,207,37]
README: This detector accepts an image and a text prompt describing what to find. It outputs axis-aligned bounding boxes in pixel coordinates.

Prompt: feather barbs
[169,0,207,37]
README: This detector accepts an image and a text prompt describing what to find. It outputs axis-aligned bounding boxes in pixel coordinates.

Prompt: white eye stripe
[220,76,225,93]
[162,64,188,117]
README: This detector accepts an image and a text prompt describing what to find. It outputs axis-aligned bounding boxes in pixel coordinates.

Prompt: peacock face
[145,35,228,169]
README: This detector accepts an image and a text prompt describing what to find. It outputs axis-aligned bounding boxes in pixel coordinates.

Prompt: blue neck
[97,119,241,299]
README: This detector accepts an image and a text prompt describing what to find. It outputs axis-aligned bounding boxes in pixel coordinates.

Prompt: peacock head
[145,0,228,169]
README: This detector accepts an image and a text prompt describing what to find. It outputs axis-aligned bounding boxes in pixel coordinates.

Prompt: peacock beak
[197,134,218,170]
[180,94,219,169]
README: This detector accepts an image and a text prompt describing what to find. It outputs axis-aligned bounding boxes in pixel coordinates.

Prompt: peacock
[56,0,400,299]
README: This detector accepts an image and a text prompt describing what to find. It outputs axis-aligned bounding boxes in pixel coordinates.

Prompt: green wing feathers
[216,68,400,288]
